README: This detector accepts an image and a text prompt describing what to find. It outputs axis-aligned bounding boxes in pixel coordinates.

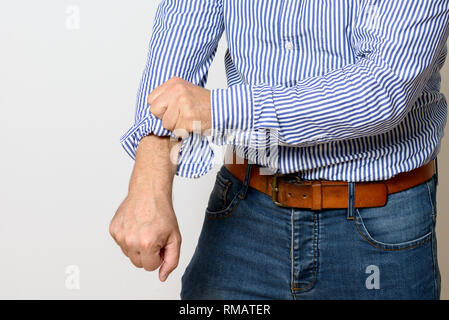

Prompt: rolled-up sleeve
[121,0,224,165]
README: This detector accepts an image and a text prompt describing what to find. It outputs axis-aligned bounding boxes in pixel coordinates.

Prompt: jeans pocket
[354,179,435,251]
[205,166,244,220]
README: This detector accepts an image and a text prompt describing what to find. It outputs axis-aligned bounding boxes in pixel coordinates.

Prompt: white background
[0,1,448,299]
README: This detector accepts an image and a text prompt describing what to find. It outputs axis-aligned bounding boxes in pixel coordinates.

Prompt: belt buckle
[272,174,322,209]
[271,173,305,207]
[271,174,285,207]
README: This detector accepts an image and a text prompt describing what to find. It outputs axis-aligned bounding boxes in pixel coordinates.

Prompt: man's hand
[110,135,181,282]
[148,77,211,133]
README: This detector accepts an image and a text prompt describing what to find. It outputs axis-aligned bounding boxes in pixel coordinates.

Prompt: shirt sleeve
[121,0,224,163]
[210,0,449,148]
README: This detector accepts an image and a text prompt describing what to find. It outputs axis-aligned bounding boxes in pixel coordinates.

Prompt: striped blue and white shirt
[121,0,449,182]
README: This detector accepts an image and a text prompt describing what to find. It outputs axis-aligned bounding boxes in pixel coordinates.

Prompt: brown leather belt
[224,153,436,210]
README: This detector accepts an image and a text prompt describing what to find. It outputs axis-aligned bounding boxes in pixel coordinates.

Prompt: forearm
[129,134,179,199]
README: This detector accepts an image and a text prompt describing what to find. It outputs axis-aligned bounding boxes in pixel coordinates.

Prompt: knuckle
[177,94,190,106]
[162,117,173,131]
[115,234,125,246]
[120,246,129,256]
[183,107,195,119]
[144,264,158,272]
[151,106,161,117]
[174,235,182,247]
[139,238,151,250]
[130,260,143,269]
[124,235,136,248]
[108,223,116,237]
[173,83,187,94]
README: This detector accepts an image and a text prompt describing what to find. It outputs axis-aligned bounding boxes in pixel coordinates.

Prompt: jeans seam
[431,227,440,299]
[205,194,243,220]
[205,165,252,220]
[353,219,432,252]
[425,177,436,220]
[290,209,295,294]
[291,212,317,292]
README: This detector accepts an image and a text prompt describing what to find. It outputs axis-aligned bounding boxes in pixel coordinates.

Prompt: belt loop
[311,182,322,210]
[238,163,254,199]
[347,182,355,220]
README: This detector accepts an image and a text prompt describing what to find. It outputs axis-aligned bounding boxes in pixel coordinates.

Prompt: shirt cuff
[210,85,254,145]
[211,84,281,148]
[120,115,171,160]
[121,115,215,179]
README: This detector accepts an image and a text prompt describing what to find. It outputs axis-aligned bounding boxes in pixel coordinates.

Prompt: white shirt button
[285,41,294,51]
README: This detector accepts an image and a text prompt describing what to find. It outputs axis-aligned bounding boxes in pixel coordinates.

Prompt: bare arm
[110,134,182,282]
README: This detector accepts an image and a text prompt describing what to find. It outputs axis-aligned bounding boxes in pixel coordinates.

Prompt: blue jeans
[181,165,440,300]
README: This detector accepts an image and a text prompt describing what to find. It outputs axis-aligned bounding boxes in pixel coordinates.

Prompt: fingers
[148,76,183,119]
[149,86,182,121]
[140,242,163,272]
[109,219,127,256]
[147,80,168,107]
[158,234,181,282]
[161,104,180,131]
[109,196,181,281]
[147,76,184,104]
[124,234,143,268]
[128,250,143,268]
[110,218,142,267]
[149,94,168,119]
[112,224,178,279]
[119,245,129,257]
[153,96,194,132]
[150,94,184,131]
[148,77,211,133]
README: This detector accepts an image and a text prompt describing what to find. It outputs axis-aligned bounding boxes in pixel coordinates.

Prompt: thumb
[158,234,181,282]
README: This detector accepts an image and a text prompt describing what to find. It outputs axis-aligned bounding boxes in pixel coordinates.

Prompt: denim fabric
[181,165,440,300]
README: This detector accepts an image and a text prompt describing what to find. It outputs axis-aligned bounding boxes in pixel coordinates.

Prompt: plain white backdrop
[0,1,448,299]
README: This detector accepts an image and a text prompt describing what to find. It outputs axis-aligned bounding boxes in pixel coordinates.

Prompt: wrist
[128,173,173,197]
